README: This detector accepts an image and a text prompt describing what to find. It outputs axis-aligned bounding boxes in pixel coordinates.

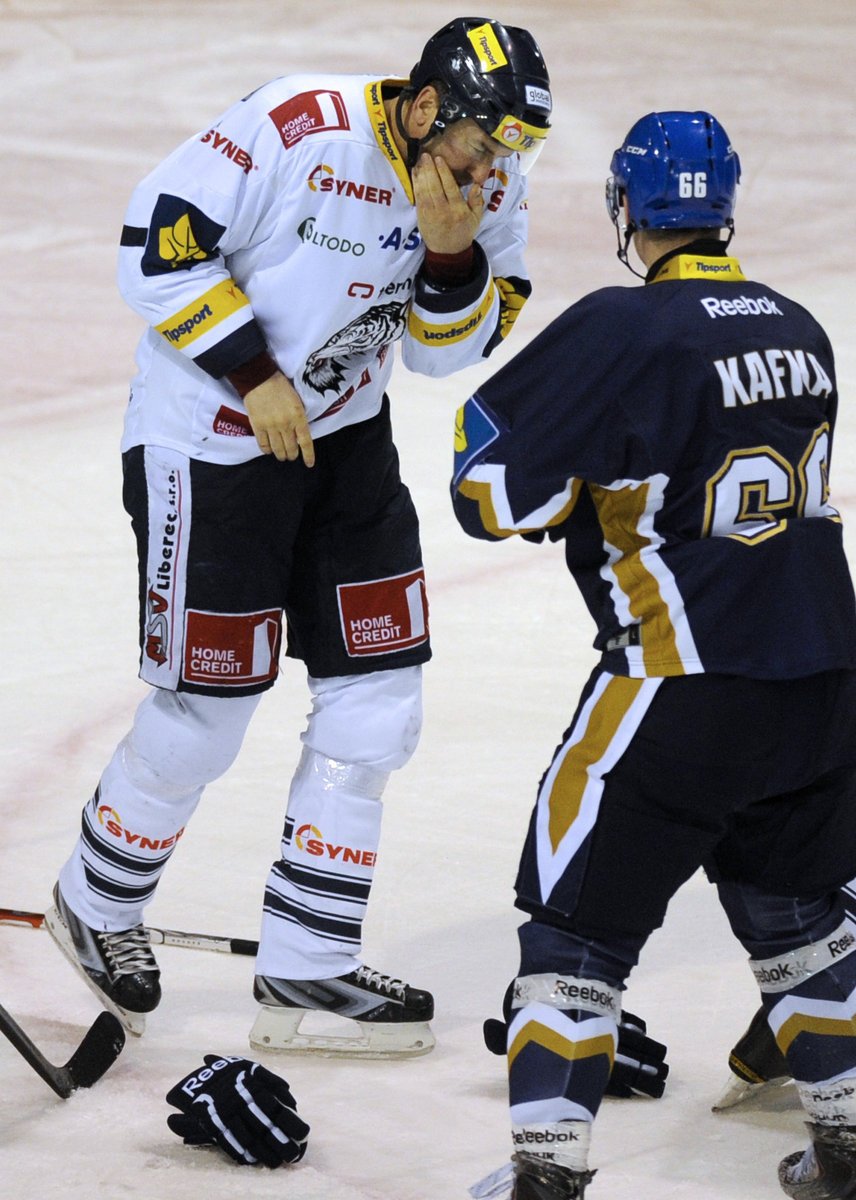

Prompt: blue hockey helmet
[605,110,741,231]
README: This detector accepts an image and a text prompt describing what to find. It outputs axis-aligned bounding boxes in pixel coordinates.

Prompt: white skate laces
[97,927,158,976]
[352,965,407,997]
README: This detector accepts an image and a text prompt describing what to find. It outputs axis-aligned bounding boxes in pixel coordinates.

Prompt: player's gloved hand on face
[483,1001,669,1100]
[166,1054,310,1166]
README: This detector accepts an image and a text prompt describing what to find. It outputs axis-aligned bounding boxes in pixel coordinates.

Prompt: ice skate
[512,1152,596,1199]
[779,1122,856,1198]
[712,1004,792,1110]
[249,966,435,1058]
[44,883,160,1037]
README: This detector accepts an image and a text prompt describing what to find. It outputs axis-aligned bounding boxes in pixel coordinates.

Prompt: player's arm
[451,391,582,542]
[117,99,312,463]
[402,161,532,377]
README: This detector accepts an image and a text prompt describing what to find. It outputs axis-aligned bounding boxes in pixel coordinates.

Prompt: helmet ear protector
[404,18,552,173]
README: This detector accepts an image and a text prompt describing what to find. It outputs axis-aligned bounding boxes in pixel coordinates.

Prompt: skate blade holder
[44,905,147,1038]
[249,1005,436,1059]
[712,1071,793,1111]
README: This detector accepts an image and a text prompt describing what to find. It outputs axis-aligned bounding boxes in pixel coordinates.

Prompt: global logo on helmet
[525,85,551,111]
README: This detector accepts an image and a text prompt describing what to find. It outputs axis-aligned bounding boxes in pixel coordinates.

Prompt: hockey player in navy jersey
[454,111,856,1199]
[44,17,552,1058]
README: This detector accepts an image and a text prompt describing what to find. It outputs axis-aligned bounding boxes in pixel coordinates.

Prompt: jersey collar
[365,79,414,202]
[646,238,746,284]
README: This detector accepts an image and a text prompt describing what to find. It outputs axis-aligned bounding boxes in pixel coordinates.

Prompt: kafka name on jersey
[714,346,832,408]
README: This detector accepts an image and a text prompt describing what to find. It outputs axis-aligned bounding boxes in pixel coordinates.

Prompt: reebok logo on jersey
[701,294,783,318]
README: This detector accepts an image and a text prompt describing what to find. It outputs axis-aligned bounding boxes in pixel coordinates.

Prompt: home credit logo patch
[269,90,350,150]
[337,569,429,657]
[183,608,282,686]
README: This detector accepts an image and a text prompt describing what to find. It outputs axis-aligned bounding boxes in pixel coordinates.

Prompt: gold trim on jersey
[365,79,414,202]
[546,676,645,852]
[589,482,686,672]
[457,471,582,538]
[650,254,746,283]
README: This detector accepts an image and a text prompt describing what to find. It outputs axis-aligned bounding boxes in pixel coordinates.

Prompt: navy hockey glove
[483,1007,668,1100]
[166,1054,309,1167]
[606,1011,669,1099]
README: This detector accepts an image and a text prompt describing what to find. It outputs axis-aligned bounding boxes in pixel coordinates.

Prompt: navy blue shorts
[122,399,431,696]
[514,666,856,941]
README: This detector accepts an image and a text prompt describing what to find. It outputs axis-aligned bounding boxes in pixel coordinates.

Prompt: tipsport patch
[183,608,282,686]
[337,569,429,657]
[467,22,508,72]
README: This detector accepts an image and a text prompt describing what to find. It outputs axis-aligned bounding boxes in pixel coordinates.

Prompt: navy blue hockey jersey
[451,250,856,679]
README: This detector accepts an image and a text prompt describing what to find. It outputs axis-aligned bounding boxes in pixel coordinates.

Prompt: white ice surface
[1,2,855,1197]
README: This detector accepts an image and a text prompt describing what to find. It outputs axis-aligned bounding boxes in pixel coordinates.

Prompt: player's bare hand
[244,372,315,467]
[412,152,485,254]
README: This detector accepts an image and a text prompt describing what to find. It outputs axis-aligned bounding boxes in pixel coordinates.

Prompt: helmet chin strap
[615,222,646,280]
[615,218,736,280]
[395,92,431,170]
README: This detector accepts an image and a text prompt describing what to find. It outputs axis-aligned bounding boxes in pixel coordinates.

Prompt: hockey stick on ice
[0,907,259,957]
[0,1003,125,1098]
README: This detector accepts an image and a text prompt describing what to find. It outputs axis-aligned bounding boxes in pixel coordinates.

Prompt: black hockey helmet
[406,17,552,172]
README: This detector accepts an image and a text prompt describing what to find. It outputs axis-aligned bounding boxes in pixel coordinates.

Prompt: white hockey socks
[59,690,259,928]
[256,747,388,979]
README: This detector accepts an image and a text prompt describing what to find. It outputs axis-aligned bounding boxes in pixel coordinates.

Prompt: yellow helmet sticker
[493,113,549,153]
[467,22,509,72]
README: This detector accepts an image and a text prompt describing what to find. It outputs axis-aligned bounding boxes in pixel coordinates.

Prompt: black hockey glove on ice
[606,1010,669,1099]
[483,1007,669,1100]
[166,1054,309,1166]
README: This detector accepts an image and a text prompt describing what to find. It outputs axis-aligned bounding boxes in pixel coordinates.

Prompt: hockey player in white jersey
[45,17,552,1056]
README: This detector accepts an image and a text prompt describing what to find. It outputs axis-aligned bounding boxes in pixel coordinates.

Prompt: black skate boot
[779,1123,856,1199]
[512,1152,596,1199]
[712,1004,791,1110]
[45,883,160,1037]
[250,966,435,1057]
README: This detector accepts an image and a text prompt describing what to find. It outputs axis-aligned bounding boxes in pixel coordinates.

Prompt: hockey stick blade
[0,1004,125,1098]
[0,907,258,957]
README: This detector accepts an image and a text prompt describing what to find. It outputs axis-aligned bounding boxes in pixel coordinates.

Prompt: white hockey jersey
[118,73,534,464]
